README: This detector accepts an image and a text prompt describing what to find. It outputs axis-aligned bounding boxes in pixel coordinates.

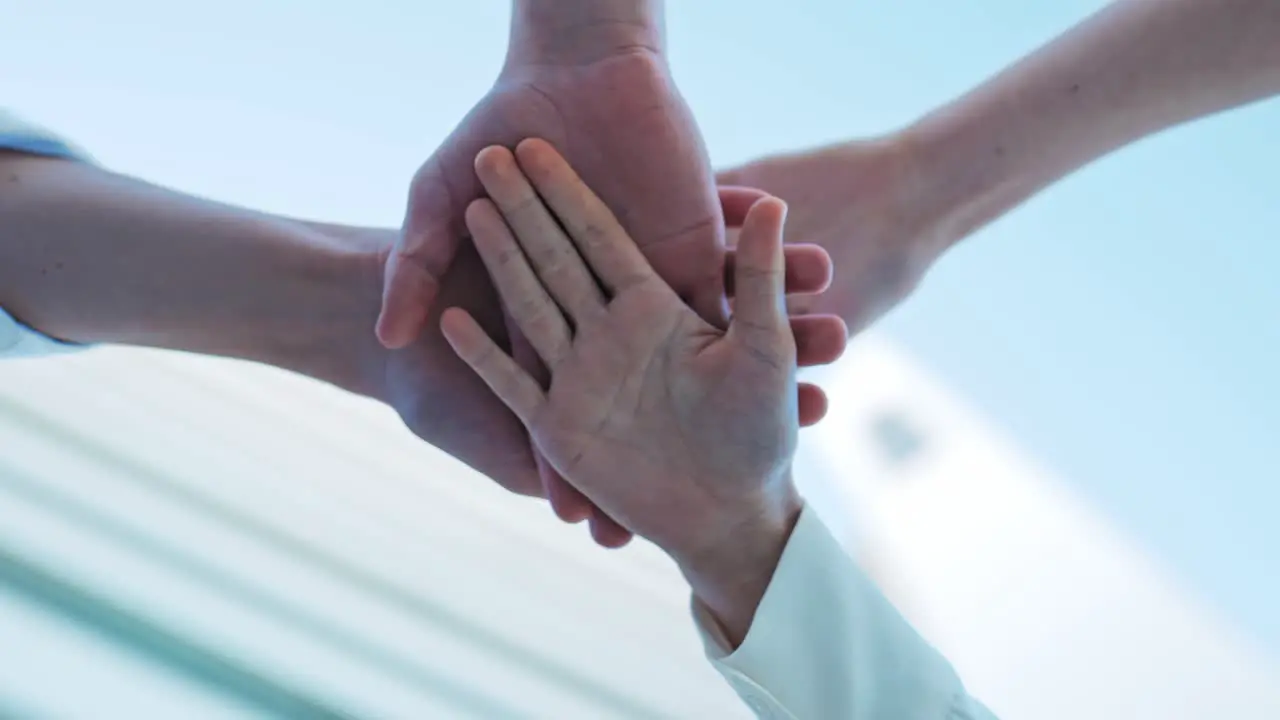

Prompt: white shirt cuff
[692,504,993,719]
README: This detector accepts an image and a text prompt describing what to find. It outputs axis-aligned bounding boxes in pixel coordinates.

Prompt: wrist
[675,482,803,648]
[139,213,390,402]
[507,0,664,66]
[280,221,390,402]
[896,84,1070,253]
[0,157,389,400]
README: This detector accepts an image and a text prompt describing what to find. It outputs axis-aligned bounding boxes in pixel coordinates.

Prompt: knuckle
[493,245,525,268]
[507,193,545,218]
[737,264,782,284]
[577,220,611,249]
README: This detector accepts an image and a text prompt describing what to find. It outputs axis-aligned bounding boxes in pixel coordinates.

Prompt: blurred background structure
[2,1,1278,718]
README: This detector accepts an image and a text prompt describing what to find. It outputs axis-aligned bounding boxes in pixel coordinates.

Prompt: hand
[716,137,953,335]
[379,50,724,341]
[441,140,845,637]
[378,41,736,542]
[378,200,848,523]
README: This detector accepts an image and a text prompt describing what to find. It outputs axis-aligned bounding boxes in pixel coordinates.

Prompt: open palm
[442,141,817,554]
[378,51,726,543]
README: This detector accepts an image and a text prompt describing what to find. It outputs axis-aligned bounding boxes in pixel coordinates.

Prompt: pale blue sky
[4,0,1277,652]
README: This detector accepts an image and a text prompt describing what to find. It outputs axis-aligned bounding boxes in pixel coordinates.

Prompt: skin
[717,0,1280,334]
[378,0,734,542]
[0,153,845,535]
[444,139,829,646]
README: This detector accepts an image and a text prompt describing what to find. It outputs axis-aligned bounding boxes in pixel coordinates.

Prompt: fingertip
[437,306,467,336]
[438,307,482,362]
[798,383,829,427]
[739,196,788,257]
[376,301,426,350]
[792,313,849,367]
[551,496,591,524]
[752,196,783,235]
[514,137,554,163]
[780,244,834,295]
[374,321,402,349]
[590,514,634,549]
[514,138,568,185]
[377,259,438,348]
[464,197,496,229]
[541,458,593,524]
[474,145,514,176]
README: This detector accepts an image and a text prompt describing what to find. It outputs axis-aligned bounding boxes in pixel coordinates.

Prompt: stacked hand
[377,42,727,545]
[376,196,845,542]
[376,19,849,545]
[441,140,840,640]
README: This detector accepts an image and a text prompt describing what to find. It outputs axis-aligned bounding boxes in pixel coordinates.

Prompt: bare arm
[0,152,562,496]
[507,0,664,63]
[0,153,386,396]
[912,0,1280,248]
[718,0,1280,331]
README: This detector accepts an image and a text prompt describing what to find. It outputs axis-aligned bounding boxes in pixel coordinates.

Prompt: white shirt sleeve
[1,109,93,357]
[692,505,997,720]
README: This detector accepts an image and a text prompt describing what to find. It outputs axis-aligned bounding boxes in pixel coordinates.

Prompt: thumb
[376,161,469,349]
[729,197,789,341]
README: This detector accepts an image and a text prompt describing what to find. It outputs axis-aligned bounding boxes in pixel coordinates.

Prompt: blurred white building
[799,339,1280,720]
[1,338,1276,718]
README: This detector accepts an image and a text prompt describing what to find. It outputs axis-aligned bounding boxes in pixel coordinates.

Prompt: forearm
[0,154,386,397]
[676,487,803,648]
[507,0,665,64]
[907,0,1280,245]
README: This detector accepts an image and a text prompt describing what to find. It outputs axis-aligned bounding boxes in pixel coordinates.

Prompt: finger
[589,512,634,549]
[542,452,595,523]
[726,243,832,298]
[667,241,729,332]
[791,314,848,367]
[798,382,829,427]
[466,199,573,370]
[729,197,789,339]
[719,185,769,227]
[506,317,599,525]
[476,146,607,324]
[514,138,655,294]
[377,250,440,348]
[440,308,545,423]
[378,157,472,349]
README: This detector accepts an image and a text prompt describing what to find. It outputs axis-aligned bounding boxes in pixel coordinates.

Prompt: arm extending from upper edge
[717,0,1280,333]
[908,0,1280,247]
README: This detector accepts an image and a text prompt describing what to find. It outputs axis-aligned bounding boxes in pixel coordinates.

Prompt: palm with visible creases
[378,50,727,544]
[522,271,797,545]
[327,203,845,535]
[442,141,817,556]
